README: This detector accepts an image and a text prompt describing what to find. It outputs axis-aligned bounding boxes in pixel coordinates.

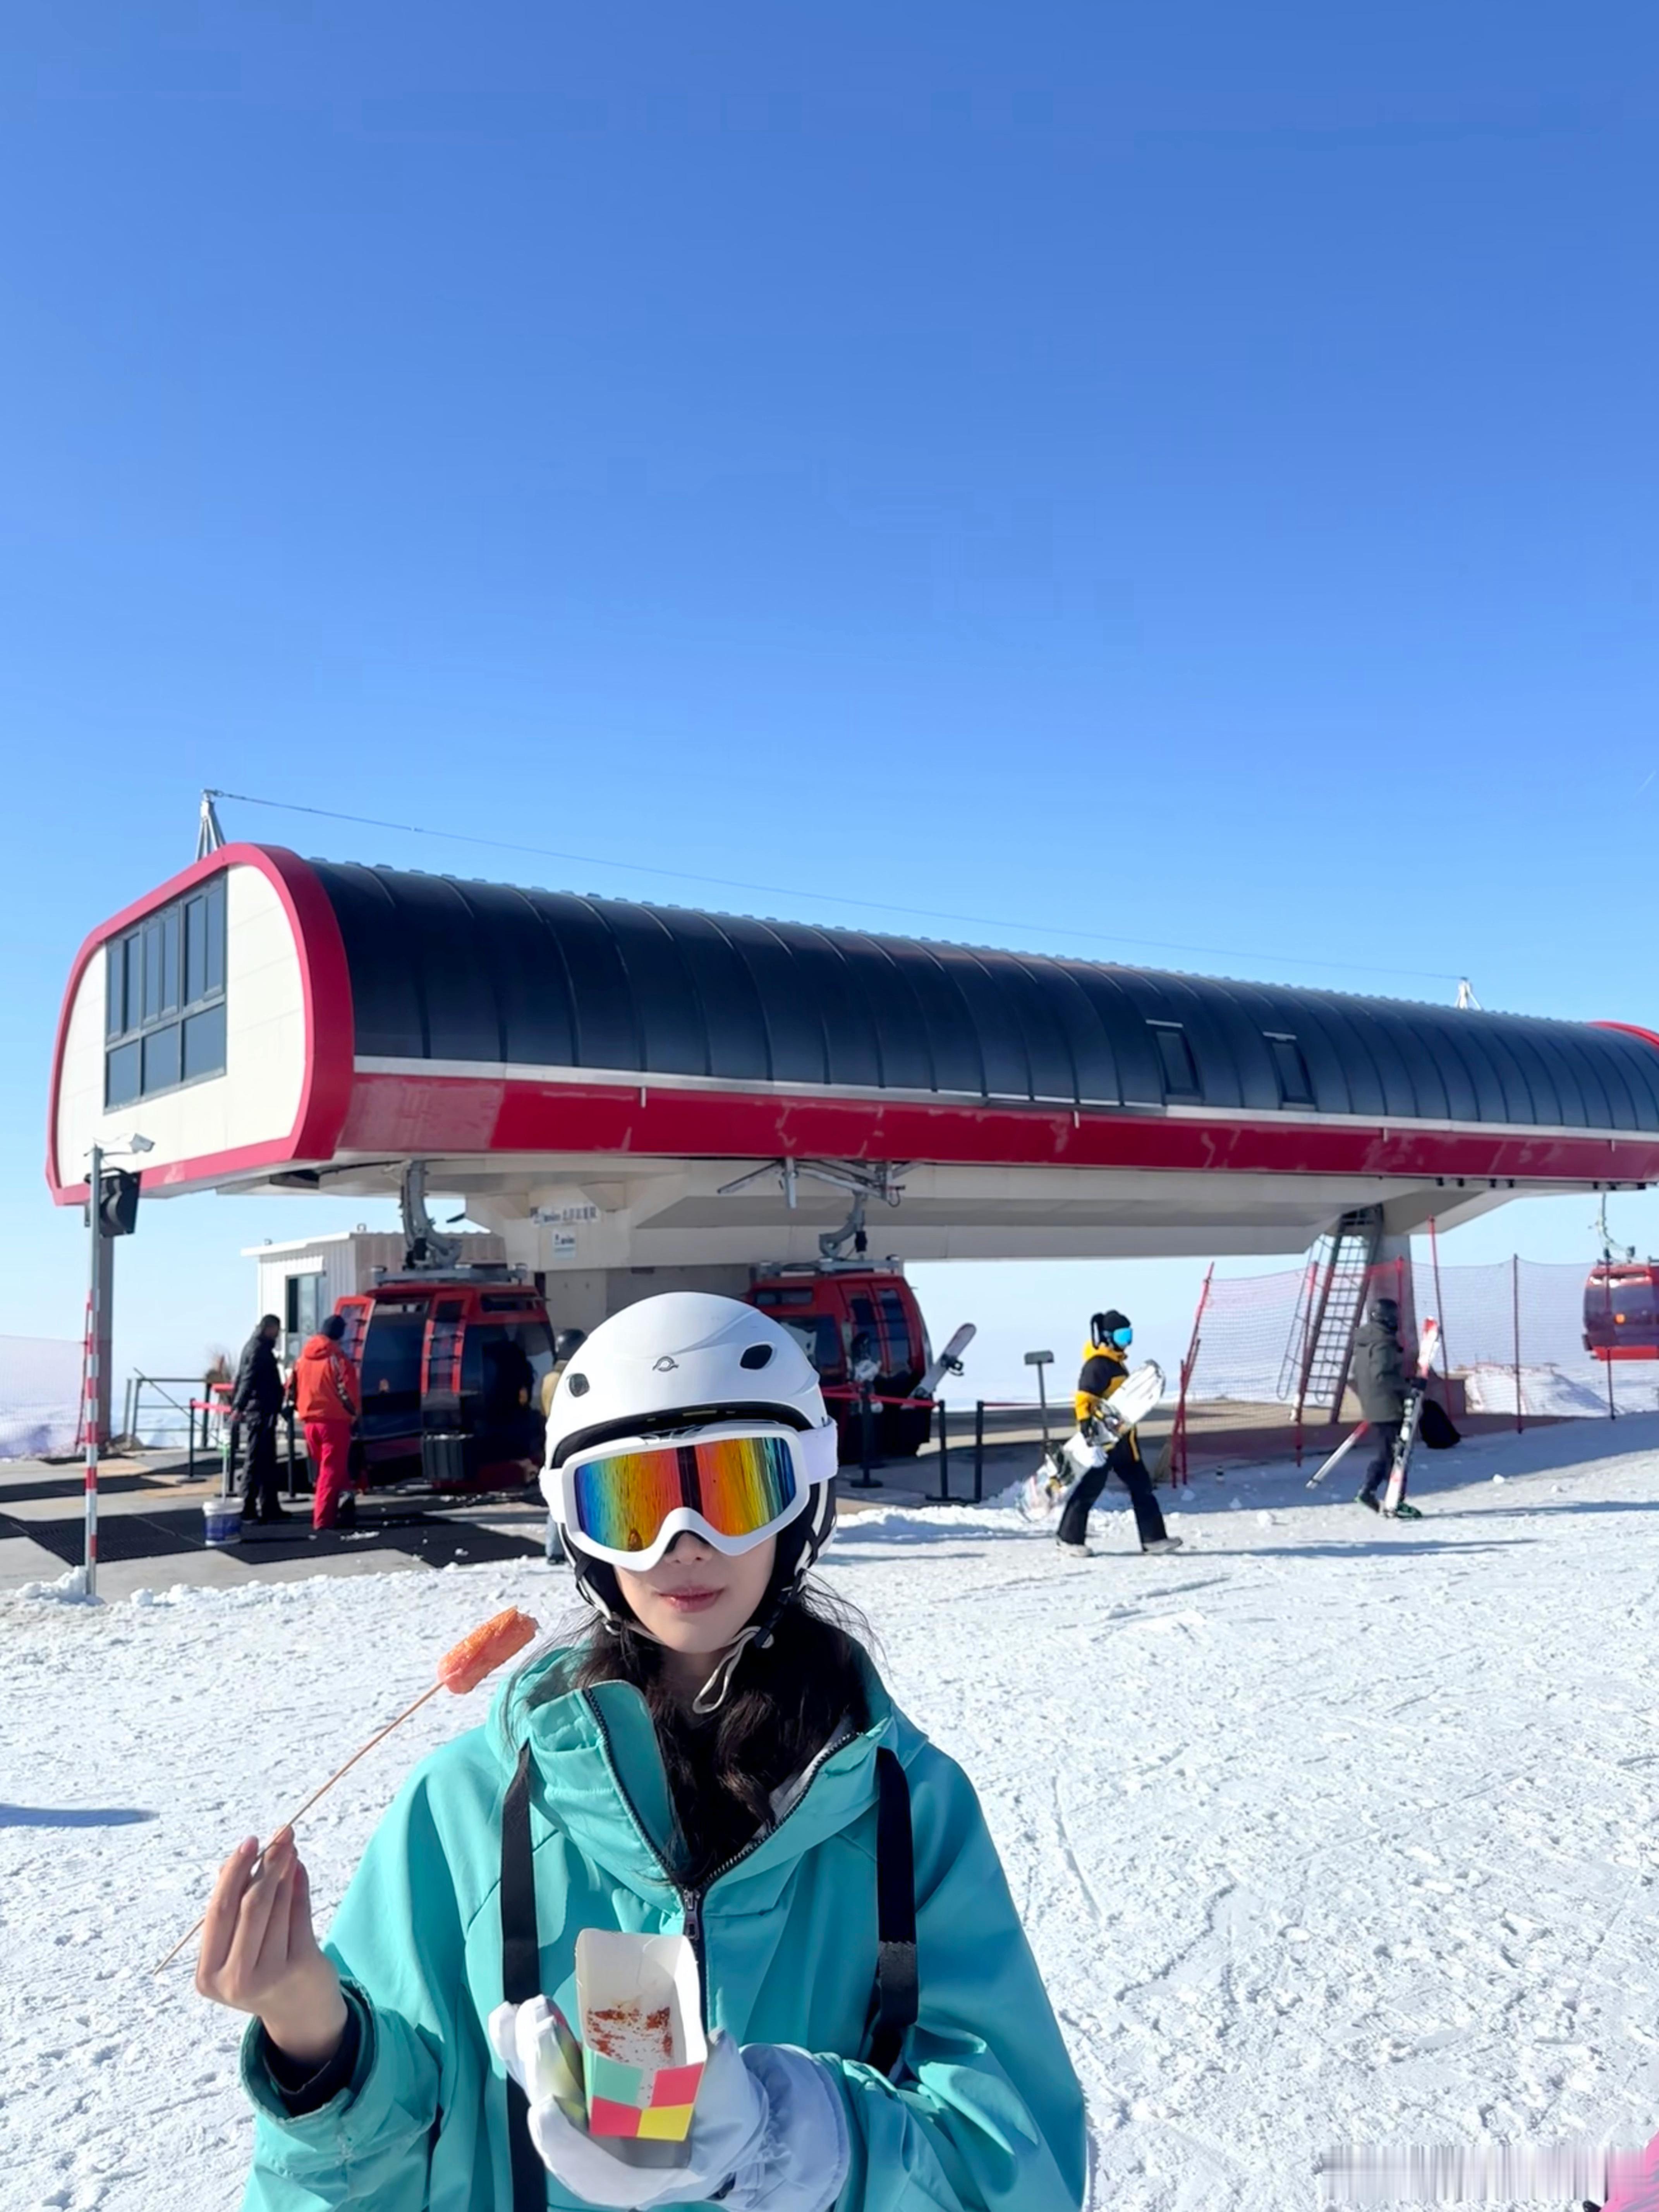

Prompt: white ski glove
[487,1997,848,2212]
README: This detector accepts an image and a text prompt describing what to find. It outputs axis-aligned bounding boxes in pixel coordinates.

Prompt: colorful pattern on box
[581,2049,706,2140]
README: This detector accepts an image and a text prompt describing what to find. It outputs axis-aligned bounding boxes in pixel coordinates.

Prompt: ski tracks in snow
[7,1439,1659,2208]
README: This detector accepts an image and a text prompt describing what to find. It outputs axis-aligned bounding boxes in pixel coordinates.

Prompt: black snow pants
[1057,1435,1167,1549]
[239,1412,283,1521]
[1361,1419,1403,1499]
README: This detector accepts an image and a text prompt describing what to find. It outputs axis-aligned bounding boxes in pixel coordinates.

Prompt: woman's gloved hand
[487,1998,848,2212]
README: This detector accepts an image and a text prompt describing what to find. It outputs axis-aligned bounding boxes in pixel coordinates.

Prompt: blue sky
[4,4,1659,1400]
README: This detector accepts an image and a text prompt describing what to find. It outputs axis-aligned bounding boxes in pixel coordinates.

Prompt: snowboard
[1381,1318,1440,1518]
[913,1323,977,1402]
[1018,1361,1166,1522]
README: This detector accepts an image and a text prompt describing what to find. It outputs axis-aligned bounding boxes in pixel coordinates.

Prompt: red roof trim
[46,844,354,1202]
[336,1069,1659,1186]
[1594,1019,1659,1056]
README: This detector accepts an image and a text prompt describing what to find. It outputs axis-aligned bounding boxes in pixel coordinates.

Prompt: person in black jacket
[1056,1309,1182,1557]
[1349,1295,1414,1514]
[232,1315,289,1525]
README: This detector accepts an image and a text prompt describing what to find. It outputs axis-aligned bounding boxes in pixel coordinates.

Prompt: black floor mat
[0,1472,165,1505]
[0,1505,541,1570]
[0,1511,201,1563]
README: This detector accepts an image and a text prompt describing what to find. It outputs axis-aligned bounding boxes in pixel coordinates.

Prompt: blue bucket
[203,1495,244,1547]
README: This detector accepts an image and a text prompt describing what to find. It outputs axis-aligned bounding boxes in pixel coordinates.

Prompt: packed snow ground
[5,1419,1659,2211]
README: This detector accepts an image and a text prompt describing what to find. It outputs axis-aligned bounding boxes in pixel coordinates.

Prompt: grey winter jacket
[1350,1320,1407,1422]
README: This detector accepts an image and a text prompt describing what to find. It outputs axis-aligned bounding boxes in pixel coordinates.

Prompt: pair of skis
[1305,1318,1439,1516]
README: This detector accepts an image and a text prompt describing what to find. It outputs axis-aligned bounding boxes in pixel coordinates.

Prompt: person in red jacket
[287,1314,361,1533]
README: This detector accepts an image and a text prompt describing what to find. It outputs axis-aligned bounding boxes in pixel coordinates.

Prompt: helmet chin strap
[567,1539,800,1714]
[690,1625,765,1715]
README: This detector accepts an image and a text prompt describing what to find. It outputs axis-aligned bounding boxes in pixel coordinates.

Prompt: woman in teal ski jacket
[198,1295,1086,2212]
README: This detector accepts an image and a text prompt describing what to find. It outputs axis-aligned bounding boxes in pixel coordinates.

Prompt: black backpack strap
[500,1741,546,2212]
[867,1746,918,2080]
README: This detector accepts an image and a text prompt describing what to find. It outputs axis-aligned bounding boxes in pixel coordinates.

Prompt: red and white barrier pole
[83,1140,101,1598]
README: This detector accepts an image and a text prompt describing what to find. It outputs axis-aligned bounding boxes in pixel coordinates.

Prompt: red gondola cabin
[1583,1262,1659,1360]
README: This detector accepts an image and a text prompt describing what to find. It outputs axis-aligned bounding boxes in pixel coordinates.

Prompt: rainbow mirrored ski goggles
[553,1420,838,1571]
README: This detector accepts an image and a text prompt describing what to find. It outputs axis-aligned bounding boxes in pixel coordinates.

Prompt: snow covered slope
[5,1419,1659,2210]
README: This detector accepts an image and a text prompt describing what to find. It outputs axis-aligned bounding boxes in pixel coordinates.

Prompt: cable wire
[206,788,1463,988]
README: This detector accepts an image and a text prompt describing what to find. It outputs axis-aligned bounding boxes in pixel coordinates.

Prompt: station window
[1264,1031,1316,1108]
[283,1271,327,1362]
[104,879,227,1107]
[1147,1020,1201,1099]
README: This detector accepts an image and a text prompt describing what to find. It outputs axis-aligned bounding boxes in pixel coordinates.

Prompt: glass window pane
[360,1309,425,1439]
[161,907,180,1013]
[142,1023,181,1094]
[105,1040,141,1108]
[105,942,125,1039]
[143,920,164,1022]
[182,1001,227,1081]
[185,896,207,1004]
[1151,1023,1199,1097]
[1266,1032,1314,1107]
[205,879,226,993]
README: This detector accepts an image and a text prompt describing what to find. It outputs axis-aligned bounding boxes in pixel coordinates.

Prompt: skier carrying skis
[196,1292,1087,2212]
[1349,1294,1423,1519]
[1056,1309,1181,1558]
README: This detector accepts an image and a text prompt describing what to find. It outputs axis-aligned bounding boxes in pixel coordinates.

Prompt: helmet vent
[566,1372,590,1397]
[739,1343,774,1371]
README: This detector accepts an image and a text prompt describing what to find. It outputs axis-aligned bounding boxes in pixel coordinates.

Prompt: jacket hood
[482,1642,900,1910]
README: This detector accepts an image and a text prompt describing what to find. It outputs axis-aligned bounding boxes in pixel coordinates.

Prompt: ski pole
[1306,1422,1369,1489]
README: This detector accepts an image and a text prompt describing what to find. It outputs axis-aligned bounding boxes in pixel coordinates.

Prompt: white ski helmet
[542,1292,840,1615]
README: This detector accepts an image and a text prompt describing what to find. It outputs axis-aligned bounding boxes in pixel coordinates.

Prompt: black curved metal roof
[304,859,1659,1134]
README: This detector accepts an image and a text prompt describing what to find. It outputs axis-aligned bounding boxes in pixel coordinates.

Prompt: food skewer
[152,1606,538,1975]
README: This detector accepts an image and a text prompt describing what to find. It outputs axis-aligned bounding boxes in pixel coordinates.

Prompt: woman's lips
[659,1587,724,1613]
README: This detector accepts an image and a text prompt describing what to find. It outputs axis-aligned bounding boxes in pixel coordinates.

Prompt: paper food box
[574,1930,708,2141]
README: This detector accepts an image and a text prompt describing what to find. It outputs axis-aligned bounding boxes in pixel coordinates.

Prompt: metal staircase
[1279,1206,1384,1424]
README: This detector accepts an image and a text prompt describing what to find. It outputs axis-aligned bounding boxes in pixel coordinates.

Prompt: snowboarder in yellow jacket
[1057,1310,1182,1559]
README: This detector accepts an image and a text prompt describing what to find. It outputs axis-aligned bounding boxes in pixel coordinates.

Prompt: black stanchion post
[285,1405,298,1502]
[936,1401,950,1502]
[1024,1350,1055,1453]
[974,1400,984,1504]
[853,1384,879,1489]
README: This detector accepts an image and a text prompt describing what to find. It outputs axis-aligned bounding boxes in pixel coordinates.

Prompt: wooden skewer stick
[151,1679,446,1975]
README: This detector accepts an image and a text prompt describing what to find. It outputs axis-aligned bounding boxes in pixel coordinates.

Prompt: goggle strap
[798,1419,839,1486]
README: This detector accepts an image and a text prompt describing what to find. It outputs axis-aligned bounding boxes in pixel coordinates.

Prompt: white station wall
[55,864,309,1188]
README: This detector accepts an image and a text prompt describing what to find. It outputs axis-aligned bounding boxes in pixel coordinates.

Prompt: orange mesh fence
[1179,1268,1309,1405]
[1181,1257,1659,1429]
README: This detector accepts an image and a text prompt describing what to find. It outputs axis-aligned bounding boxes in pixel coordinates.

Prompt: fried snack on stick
[154,1608,538,1973]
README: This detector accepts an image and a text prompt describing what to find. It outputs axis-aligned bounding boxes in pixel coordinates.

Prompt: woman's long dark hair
[570,1570,872,1891]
